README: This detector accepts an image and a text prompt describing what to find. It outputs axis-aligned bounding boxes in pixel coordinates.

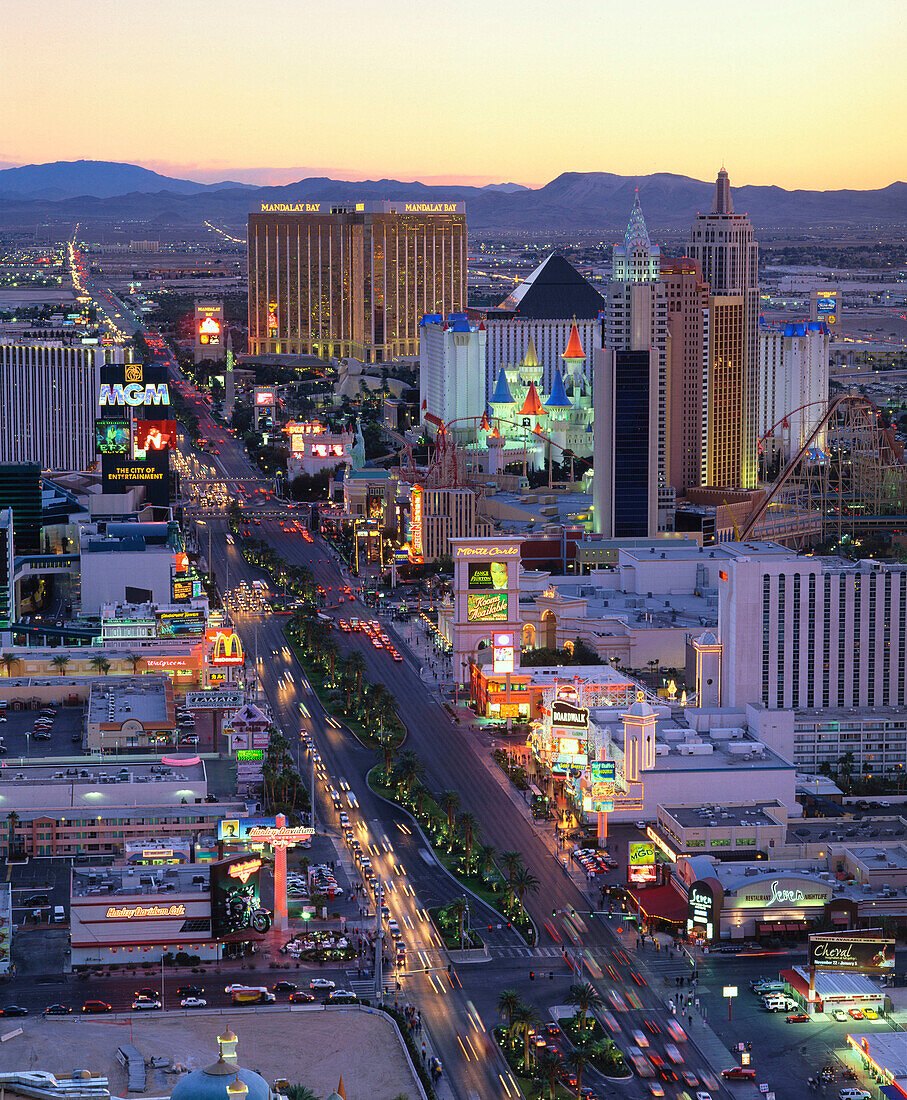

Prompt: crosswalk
[490,945,570,959]
[347,976,395,997]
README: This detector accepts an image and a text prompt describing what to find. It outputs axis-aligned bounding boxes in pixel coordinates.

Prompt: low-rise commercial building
[70,863,216,966]
[0,760,246,859]
[85,676,176,751]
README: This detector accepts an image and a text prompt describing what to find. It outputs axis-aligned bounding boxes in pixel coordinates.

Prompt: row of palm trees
[293,615,399,741]
[497,983,618,1096]
[260,730,309,816]
[1,652,144,677]
[381,747,540,929]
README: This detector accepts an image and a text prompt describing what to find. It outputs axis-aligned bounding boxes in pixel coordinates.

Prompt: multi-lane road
[63,270,768,1099]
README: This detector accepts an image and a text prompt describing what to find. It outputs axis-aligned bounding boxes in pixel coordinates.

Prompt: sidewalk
[612,926,757,1095]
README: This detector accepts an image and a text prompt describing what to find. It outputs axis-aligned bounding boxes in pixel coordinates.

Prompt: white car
[225,983,251,994]
[839,1091,871,1100]
[696,1093,713,1100]
[180,996,207,1007]
[131,998,161,1010]
[309,978,335,990]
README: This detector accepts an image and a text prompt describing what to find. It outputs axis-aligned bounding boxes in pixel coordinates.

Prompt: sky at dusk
[3,0,905,191]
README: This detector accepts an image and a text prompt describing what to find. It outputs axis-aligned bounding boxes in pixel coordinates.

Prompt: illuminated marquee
[467,592,508,622]
[209,630,244,666]
[411,486,424,561]
[454,545,520,557]
[228,858,263,884]
[105,904,186,919]
[260,202,323,213]
[99,383,170,407]
[403,202,460,213]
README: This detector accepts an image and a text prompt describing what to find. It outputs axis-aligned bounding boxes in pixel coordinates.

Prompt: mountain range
[0,160,904,233]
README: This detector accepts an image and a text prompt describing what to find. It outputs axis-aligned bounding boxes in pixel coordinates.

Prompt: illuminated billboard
[492,632,515,674]
[628,840,657,885]
[99,383,170,407]
[218,818,313,845]
[156,609,206,637]
[590,760,616,812]
[267,302,278,338]
[210,854,271,941]
[467,592,508,622]
[95,419,130,454]
[254,388,276,407]
[134,420,177,455]
[198,315,221,346]
[101,452,169,506]
[410,485,424,561]
[809,934,895,973]
[208,629,244,666]
[467,561,509,590]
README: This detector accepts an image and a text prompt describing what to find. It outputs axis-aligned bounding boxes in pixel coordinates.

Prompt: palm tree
[499,849,524,890]
[567,981,603,1032]
[6,811,19,857]
[123,652,142,675]
[380,729,399,779]
[395,750,424,800]
[512,865,540,916]
[439,790,460,844]
[536,1048,562,1099]
[837,751,856,792]
[477,843,497,879]
[568,1039,602,1094]
[0,653,20,678]
[457,811,479,868]
[346,651,366,706]
[497,988,523,1030]
[446,896,469,948]
[413,782,429,819]
[89,654,111,676]
[646,657,660,694]
[50,655,70,676]
[511,1002,540,1071]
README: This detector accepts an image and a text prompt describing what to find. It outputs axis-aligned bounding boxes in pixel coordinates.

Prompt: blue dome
[171,1061,271,1100]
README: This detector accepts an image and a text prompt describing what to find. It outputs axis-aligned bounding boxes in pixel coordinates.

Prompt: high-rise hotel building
[0,342,110,471]
[688,169,759,489]
[247,200,467,363]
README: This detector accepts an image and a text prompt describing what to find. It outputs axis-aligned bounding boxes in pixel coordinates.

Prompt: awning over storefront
[627,883,688,924]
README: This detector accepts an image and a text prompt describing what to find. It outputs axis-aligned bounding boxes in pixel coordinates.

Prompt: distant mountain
[0,160,255,200]
[0,163,904,232]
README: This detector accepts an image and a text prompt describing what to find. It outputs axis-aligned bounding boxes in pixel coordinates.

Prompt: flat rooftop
[793,966,880,998]
[0,761,209,811]
[848,844,907,870]
[87,677,172,725]
[666,802,782,828]
[786,817,907,844]
[72,863,210,898]
[844,1032,907,1079]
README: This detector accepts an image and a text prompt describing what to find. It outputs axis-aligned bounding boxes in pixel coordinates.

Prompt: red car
[722,1068,756,1080]
[848,1008,865,1020]
[288,991,315,1003]
[786,1014,810,1024]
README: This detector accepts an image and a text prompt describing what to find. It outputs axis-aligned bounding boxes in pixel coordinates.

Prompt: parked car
[786,1014,810,1024]
[722,1068,756,1080]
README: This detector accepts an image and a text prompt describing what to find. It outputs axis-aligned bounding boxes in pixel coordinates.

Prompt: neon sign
[105,904,186,919]
[210,630,244,666]
[227,858,263,884]
[411,486,423,560]
[99,383,170,407]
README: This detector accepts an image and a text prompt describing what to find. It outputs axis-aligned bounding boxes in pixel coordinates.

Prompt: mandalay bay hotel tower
[248,200,467,363]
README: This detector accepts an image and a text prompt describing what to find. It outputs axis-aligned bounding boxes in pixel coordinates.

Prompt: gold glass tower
[247,200,467,363]
[688,169,759,489]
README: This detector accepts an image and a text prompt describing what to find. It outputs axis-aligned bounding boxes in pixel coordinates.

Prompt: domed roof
[697,630,719,645]
[171,1060,270,1100]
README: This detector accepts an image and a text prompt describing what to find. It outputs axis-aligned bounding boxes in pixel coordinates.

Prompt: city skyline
[3,0,905,191]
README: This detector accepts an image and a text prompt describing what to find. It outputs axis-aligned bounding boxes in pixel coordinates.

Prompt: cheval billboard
[809,933,895,973]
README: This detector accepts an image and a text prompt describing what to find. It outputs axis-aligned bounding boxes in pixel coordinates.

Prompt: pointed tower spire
[491,369,515,406]
[562,322,585,361]
[544,368,572,409]
[519,381,546,418]
[521,336,540,368]
[623,191,652,250]
[712,167,734,214]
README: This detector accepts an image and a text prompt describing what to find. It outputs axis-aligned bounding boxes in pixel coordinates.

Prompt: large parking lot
[0,705,84,759]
